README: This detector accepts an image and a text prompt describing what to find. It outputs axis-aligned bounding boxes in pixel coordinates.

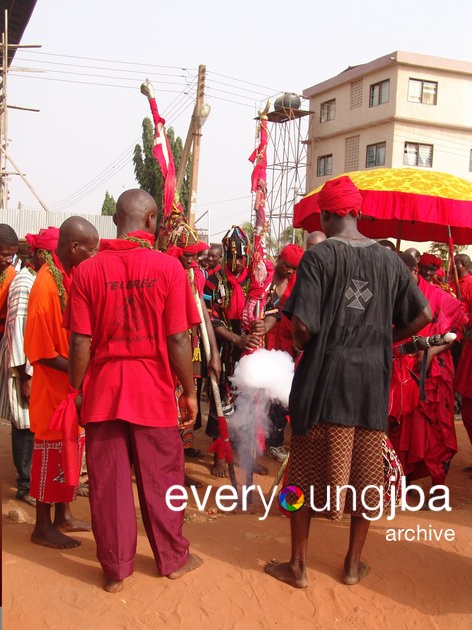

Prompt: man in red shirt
[68,189,202,593]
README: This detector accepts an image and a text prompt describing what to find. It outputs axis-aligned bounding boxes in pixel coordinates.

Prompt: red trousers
[85,421,189,581]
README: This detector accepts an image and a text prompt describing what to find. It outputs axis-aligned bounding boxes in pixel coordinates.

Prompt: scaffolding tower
[253,103,313,252]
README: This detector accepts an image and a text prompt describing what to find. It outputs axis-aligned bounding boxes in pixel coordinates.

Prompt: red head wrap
[419,253,442,269]
[25,226,60,252]
[318,175,363,217]
[280,244,304,268]
[182,241,208,255]
[166,244,183,258]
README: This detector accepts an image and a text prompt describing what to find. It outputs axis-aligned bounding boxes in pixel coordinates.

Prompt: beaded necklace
[0,269,6,287]
[120,235,153,249]
[42,251,68,311]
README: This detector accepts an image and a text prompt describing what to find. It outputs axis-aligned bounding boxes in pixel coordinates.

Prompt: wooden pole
[188,65,206,229]
[189,269,238,491]
[175,111,196,194]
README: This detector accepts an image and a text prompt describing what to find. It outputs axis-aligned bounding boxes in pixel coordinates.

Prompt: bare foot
[264,560,307,589]
[342,559,371,585]
[211,457,228,478]
[184,474,202,488]
[31,525,81,549]
[166,553,203,579]
[55,517,92,533]
[104,578,124,593]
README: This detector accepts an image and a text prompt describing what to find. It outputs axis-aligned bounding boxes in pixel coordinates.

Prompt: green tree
[241,221,278,259]
[133,118,191,225]
[428,241,467,264]
[280,226,305,248]
[101,190,116,216]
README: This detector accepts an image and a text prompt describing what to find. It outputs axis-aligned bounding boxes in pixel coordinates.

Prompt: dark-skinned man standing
[24,217,99,549]
[265,176,432,589]
[67,189,202,593]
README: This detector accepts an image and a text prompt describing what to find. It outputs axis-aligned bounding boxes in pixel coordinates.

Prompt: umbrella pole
[395,221,402,252]
[447,225,462,300]
[191,280,238,491]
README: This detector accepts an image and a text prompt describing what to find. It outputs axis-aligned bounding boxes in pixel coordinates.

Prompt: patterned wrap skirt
[285,423,399,520]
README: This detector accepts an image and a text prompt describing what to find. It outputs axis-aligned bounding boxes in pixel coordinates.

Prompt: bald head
[57,216,99,272]
[115,189,158,236]
[455,253,471,278]
[305,231,326,249]
[404,247,421,263]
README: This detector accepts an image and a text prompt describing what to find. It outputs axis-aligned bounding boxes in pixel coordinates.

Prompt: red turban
[419,253,442,269]
[280,244,304,267]
[318,175,363,217]
[25,226,59,252]
[166,244,183,258]
[182,241,208,255]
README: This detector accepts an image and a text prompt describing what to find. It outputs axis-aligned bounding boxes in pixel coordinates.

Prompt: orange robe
[0,265,16,336]
[24,263,69,440]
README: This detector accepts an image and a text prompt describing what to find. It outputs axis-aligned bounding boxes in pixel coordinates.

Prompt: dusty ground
[2,416,472,630]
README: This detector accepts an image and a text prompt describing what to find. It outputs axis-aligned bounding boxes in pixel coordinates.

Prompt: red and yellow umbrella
[294,168,472,245]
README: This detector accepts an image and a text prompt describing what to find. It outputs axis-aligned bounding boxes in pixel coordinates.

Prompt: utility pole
[1,9,45,211]
[183,64,209,229]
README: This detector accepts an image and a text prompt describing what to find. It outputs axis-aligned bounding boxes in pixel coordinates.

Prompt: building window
[320,99,336,122]
[350,80,363,109]
[317,154,333,177]
[403,142,433,167]
[366,142,386,167]
[408,79,438,105]
[345,136,360,171]
[369,80,390,107]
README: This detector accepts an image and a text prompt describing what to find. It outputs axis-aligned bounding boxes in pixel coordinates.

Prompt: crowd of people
[0,175,471,593]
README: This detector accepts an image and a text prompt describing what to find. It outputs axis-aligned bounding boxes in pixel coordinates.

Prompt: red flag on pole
[141,78,180,217]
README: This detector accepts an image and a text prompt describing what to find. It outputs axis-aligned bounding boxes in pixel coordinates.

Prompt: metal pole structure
[188,64,206,229]
[0,145,49,212]
[1,10,9,208]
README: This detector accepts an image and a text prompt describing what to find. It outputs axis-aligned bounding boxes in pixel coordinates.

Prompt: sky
[5,0,472,243]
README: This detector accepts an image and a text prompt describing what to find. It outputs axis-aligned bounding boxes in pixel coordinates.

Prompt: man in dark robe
[265,175,431,589]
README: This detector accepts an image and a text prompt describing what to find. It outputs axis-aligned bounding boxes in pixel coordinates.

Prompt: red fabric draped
[225,265,249,320]
[48,386,81,487]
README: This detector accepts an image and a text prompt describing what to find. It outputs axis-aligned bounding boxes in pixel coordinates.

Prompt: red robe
[388,276,468,484]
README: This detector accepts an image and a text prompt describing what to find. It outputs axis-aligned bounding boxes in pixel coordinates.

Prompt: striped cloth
[0,267,35,429]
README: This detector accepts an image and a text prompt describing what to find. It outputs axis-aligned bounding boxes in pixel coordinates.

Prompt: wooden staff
[190,273,238,491]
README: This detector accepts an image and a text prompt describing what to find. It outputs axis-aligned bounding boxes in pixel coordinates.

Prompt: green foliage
[280,226,305,248]
[428,241,467,264]
[101,190,116,216]
[133,118,191,225]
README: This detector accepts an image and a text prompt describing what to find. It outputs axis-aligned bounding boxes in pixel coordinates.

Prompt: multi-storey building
[303,51,472,193]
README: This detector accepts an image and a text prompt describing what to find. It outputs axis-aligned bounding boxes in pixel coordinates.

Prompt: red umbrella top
[294,168,472,245]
